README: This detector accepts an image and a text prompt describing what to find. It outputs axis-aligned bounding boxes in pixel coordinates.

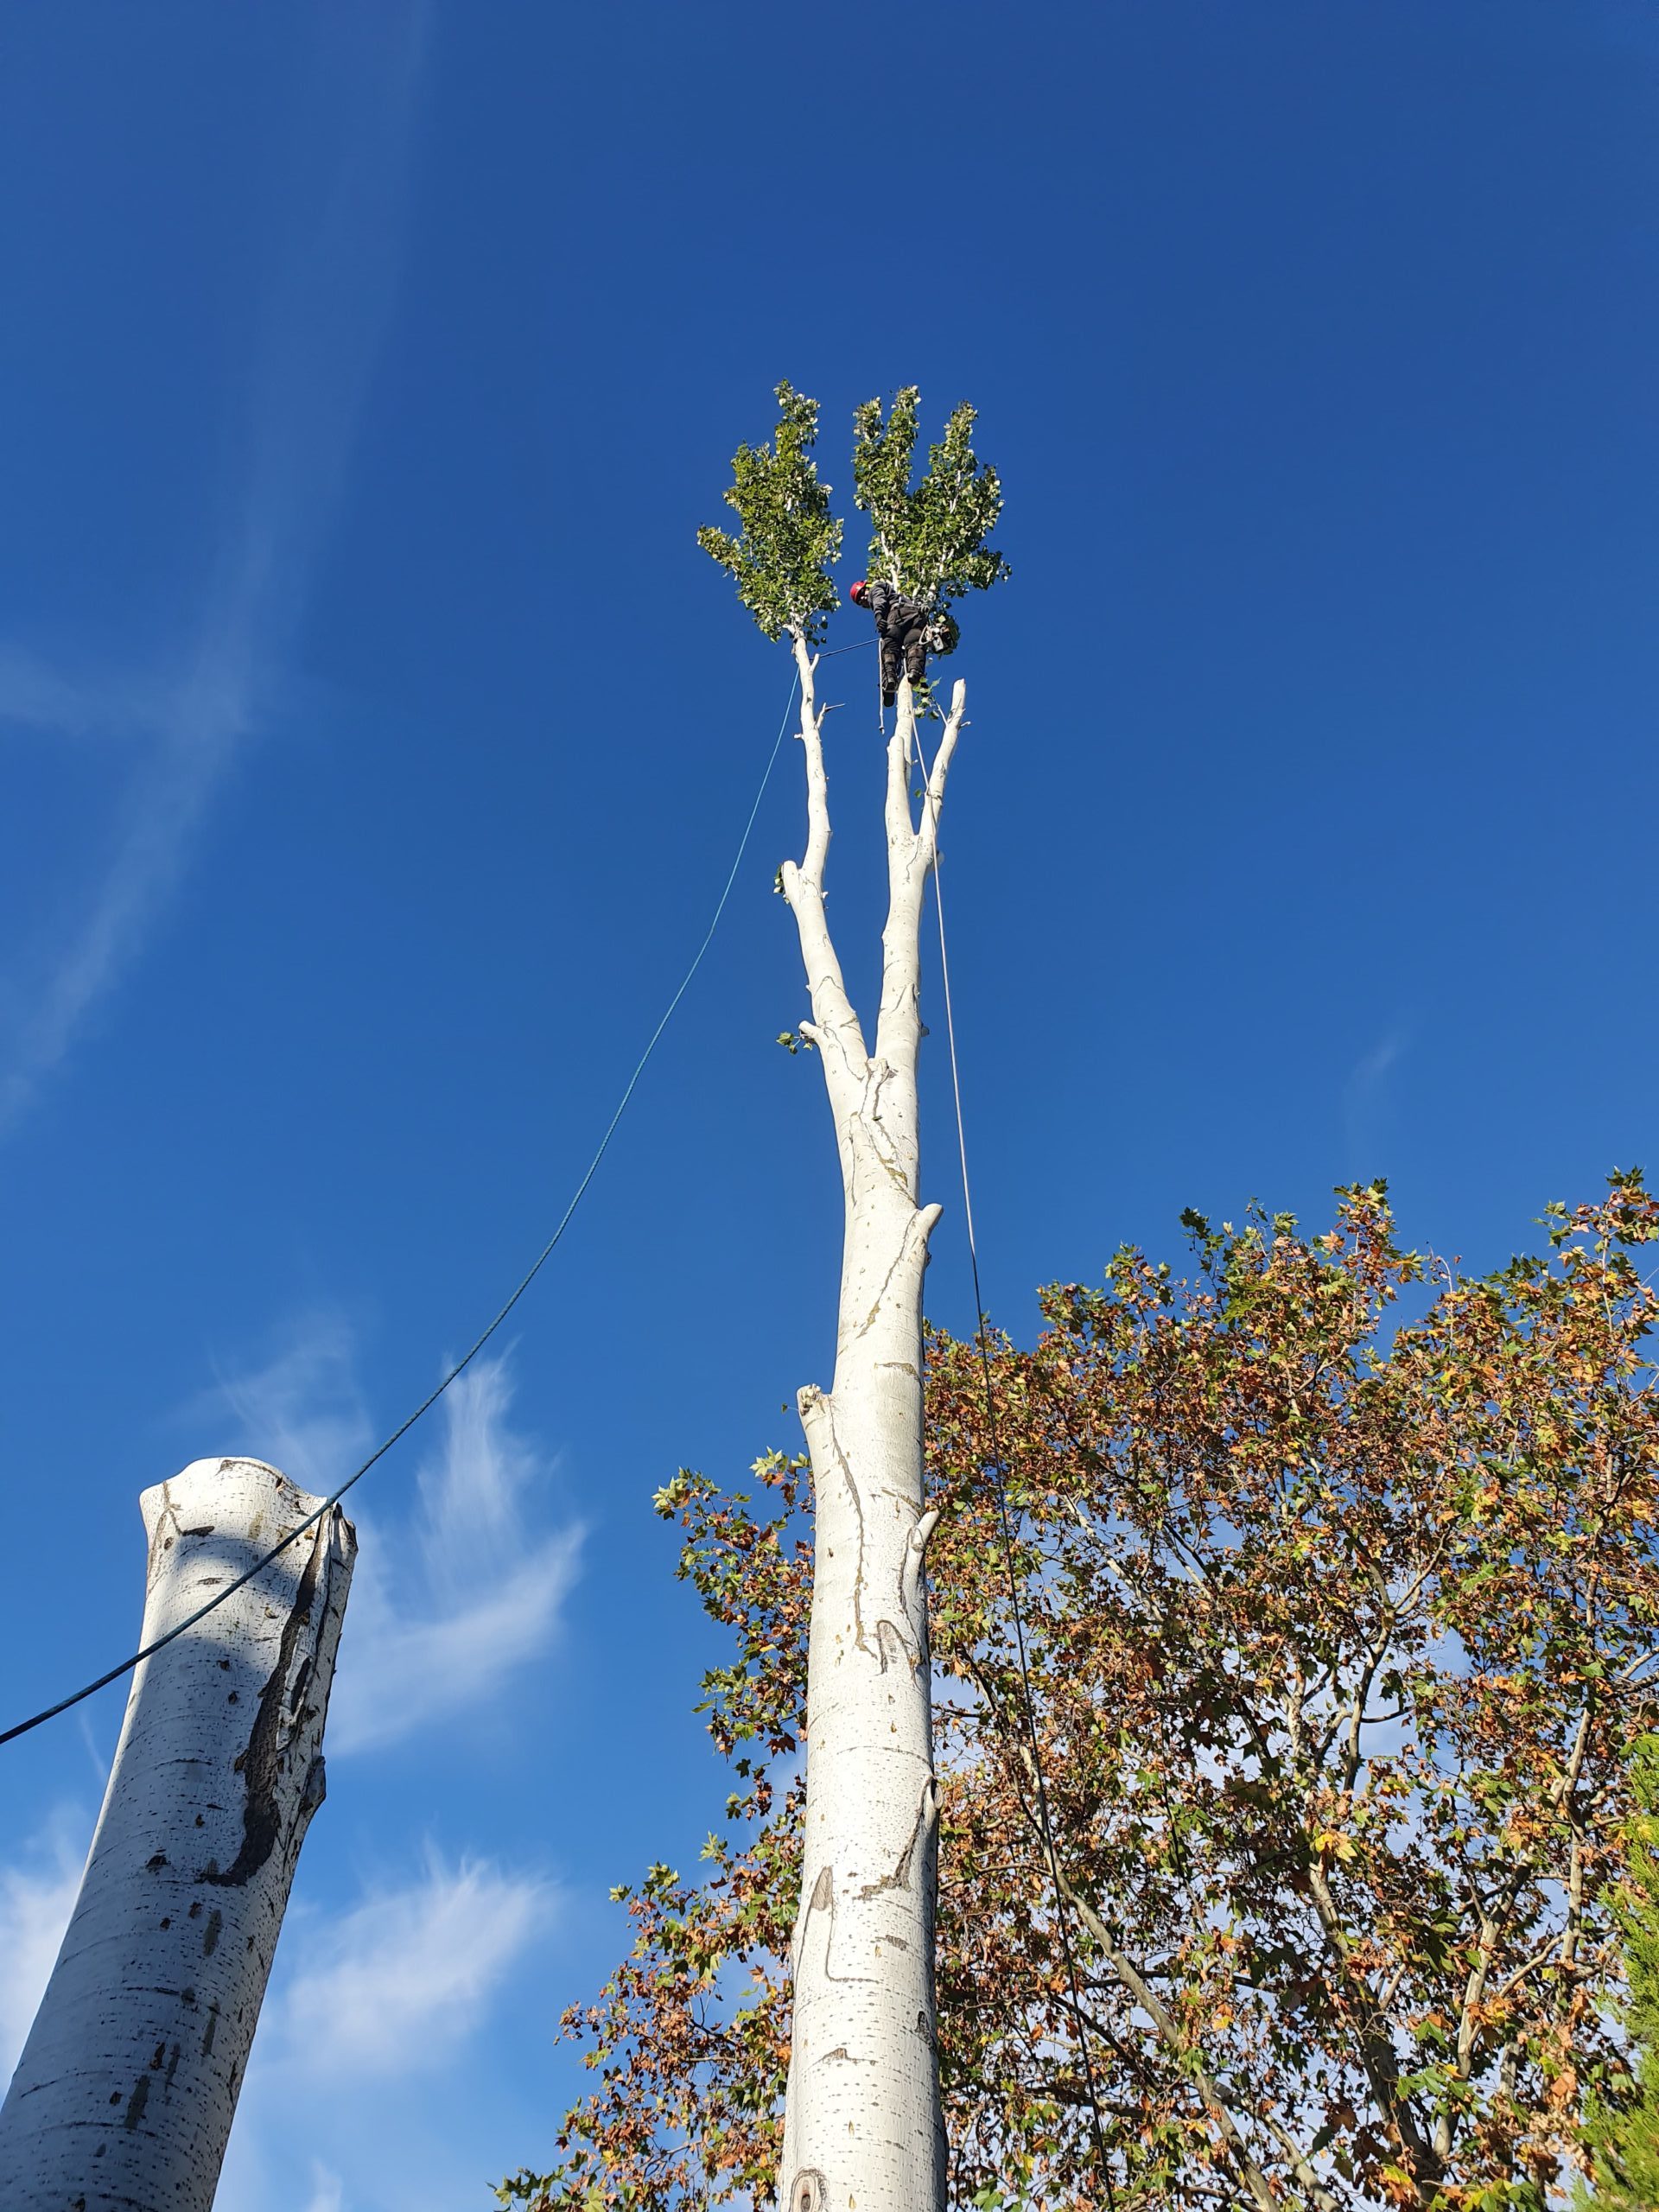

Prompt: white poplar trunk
[776,638,963,2212]
[0,1456,355,2212]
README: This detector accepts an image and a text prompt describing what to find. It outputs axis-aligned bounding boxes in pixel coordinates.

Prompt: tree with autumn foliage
[499,1175,1659,2212]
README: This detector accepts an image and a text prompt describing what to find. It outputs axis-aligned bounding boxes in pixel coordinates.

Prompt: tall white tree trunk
[0,1456,355,2212]
[776,639,963,2212]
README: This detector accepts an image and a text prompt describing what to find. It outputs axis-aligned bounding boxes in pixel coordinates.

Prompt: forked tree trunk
[0,1456,355,2212]
[776,639,963,2212]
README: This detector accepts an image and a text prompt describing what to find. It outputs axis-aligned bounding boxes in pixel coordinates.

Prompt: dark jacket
[865,581,925,639]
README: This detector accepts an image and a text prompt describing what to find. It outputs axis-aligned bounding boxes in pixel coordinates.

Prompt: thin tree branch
[969,1660,1287,2212]
[1302,1858,1441,2196]
[779,629,868,1143]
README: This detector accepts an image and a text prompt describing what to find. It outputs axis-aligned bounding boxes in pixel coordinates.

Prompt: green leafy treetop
[851,385,1010,608]
[1581,1735,1659,2206]
[696,382,842,645]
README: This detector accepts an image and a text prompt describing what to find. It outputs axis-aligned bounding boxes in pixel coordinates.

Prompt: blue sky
[1,4,1655,2206]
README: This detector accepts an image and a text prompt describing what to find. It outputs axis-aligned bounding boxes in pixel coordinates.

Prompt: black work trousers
[880,622,928,705]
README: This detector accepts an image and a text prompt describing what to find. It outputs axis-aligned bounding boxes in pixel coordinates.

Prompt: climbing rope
[0,673,802,1751]
[3,632,1116,2198]
[912,715,1117,2202]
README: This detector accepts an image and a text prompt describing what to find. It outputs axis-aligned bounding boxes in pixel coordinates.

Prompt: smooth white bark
[0,1457,355,2212]
[777,638,963,2212]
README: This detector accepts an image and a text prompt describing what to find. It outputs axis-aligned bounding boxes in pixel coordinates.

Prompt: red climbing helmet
[849,579,868,604]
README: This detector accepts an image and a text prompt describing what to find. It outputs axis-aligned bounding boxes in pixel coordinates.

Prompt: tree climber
[849,578,929,707]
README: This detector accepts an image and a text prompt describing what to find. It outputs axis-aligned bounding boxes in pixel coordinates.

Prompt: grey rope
[0,671,801,1750]
[912,712,1117,2200]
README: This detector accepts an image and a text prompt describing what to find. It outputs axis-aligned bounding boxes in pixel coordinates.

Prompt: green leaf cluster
[695,381,842,644]
[851,385,1010,609]
[699,383,1011,646]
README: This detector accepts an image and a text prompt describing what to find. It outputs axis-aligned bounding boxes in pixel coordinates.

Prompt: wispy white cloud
[302,2167,345,2212]
[1341,1026,1410,1176]
[216,1847,557,2212]
[334,1531,585,1755]
[0,1810,91,2084]
[189,1321,582,1754]
[328,1354,583,1754]
[0,645,170,741]
[267,1852,555,2082]
[0,724,238,1135]
[1,1822,553,2190]
[200,1310,377,1498]
[0,4,430,1139]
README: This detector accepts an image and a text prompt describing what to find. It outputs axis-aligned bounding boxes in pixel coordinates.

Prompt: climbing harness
[0,676,802,1751]
[863,585,955,735]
